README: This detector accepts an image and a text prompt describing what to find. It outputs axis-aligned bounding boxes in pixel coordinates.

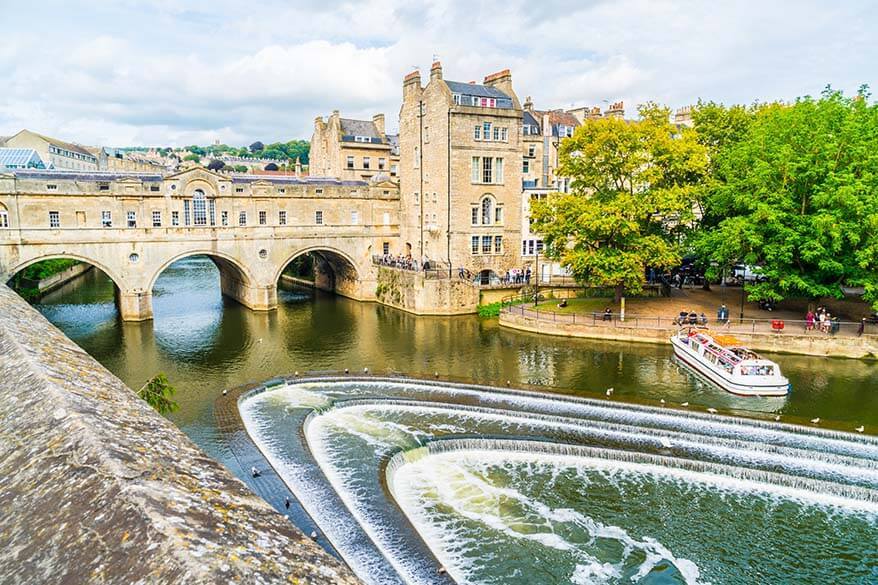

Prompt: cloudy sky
[0,0,874,147]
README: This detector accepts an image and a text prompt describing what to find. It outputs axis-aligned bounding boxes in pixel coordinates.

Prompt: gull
[681,402,689,407]
[811,417,820,424]
[435,372,440,378]
[250,467,261,478]
[660,399,666,405]
[364,367,369,374]
[659,438,673,449]
[257,338,263,343]
[344,368,349,374]
[707,408,717,414]
[774,415,781,421]
[310,531,318,540]
[606,388,614,396]
[856,426,865,433]
[222,389,228,396]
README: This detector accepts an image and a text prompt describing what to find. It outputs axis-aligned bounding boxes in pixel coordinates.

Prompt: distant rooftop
[445,80,510,99]
[8,168,368,187]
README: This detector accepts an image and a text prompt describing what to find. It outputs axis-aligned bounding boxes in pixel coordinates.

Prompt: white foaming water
[241,379,878,585]
[391,450,707,585]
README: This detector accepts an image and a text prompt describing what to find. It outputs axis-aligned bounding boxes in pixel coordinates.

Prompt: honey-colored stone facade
[399,63,523,280]
[0,166,400,320]
[311,111,399,181]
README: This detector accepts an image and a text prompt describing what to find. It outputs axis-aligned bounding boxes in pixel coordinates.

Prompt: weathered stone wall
[376,266,479,315]
[0,284,359,584]
[500,309,878,359]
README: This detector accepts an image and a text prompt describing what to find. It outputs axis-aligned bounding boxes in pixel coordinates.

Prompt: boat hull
[671,337,790,397]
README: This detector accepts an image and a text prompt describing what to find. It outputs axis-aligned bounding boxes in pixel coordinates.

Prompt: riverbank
[500,307,878,360]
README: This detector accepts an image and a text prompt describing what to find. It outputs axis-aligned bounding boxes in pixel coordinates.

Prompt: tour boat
[670,328,790,396]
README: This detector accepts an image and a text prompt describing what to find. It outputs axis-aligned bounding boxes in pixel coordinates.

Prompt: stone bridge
[0,167,400,320]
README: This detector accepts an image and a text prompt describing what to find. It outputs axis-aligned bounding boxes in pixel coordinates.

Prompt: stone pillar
[117,290,153,321]
[218,271,277,312]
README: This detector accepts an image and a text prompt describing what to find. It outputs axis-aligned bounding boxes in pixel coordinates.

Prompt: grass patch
[477,301,505,318]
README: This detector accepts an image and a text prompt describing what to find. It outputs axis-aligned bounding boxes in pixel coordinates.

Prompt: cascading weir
[238,377,878,585]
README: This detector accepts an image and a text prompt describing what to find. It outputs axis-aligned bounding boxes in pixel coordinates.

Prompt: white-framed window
[471,207,478,226]
[152,210,161,227]
[494,236,503,254]
[259,210,267,225]
[315,210,323,225]
[346,156,354,169]
[239,211,247,226]
[493,127,500,141]
[500,127,508,141]
[523,160,530,173]
[471,236,479,255]
[474,125,481,140]
[279,210,287,225]
[192,189,207,226]
[482,157,493,183]
[483,122,492,141]
[390,164,398,176]
[49,211,60,228]
[363,157,371,170]
[127,211,136,228]
[382,242,390,255]
[172,211,180,226]
[481,235,492,254]
[481,196,494,225]
[101,210,112,228]
[495,157,504,183]
[0,210,8,228]
[495,206,503,224]
[528,144,536,157]
[221,211,228,226]
[351,210,359,225]
[378,158,386,170]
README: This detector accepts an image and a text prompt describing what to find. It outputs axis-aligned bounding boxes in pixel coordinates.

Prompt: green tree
[187,145,206,156]
[183,153,201,162]
[137,373,179,415]
[234,164,248,173]
[250,141,265,152]
[693,87,878,308]
[531,104,709,301]
[207,159,225,171]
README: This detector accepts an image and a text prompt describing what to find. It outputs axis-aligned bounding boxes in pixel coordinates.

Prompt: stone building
[310,111,399,181]
[399,63,523,284]
[87,147,170,172]
[2,129,99,170]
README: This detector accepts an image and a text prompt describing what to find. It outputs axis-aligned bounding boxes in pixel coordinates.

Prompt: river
[32,256,878,584]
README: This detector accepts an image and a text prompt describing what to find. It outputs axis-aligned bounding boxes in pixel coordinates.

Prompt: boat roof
[683,331,777,367]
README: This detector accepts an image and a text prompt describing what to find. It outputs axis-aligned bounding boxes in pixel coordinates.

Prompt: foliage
[17,258,79,281]
[531,104,709,301]
[264,162,279,171]
[692,87,878,308]
[206,159,225,171]
[250,141,264,152]
[183,153,201,162]
[233,164,248,173]
[137,373,179,415]
[477,301,504,318]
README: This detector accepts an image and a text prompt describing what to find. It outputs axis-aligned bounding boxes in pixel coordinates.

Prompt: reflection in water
[33,256,878,467]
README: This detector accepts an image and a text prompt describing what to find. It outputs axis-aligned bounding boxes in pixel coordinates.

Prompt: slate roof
[11,169,164,182]
[523,111,541,130]
[12,130,97,159]
[0,148,46,169]
[445,80,510,99]
[339,118,381,138]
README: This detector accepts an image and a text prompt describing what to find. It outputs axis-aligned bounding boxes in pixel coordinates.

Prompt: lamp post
[739,281,746,324]
[534,249,539,307]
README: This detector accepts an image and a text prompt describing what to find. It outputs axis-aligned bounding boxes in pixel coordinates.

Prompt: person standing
[805,310,815,331]
[858,318,866,337]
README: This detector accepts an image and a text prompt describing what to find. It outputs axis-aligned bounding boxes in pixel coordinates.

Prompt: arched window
[0,203,8,229]
[481,195,494,225]
[192,189,207,226]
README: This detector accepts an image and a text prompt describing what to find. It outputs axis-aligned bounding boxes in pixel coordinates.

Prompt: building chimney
[604,101,624,119]
[523,96,534,111]
[403,69,422,99]
[674,105,694,128]
[430,60,443,82]
[372,113,385,136]
[482,69,518,108]
[295,157,302,178]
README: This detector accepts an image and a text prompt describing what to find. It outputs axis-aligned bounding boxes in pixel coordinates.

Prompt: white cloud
[0,0,874,146]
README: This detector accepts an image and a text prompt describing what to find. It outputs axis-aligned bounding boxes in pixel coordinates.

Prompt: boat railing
[500,303,878,339]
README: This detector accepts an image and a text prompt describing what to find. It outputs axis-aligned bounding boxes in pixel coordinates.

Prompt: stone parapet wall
[0,284,359,584]
[376,266,479,315]
[500,310,878,359]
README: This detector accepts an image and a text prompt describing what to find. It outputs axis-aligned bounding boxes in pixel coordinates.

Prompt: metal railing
[500,294,878,338]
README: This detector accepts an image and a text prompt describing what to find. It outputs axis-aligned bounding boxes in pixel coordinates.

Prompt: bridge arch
[6,253,125,292]
[148,249,255,293]
[275,246,363,300]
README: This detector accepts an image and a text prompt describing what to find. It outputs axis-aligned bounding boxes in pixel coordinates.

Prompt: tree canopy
[531,104,709,300]
[137,373,179,416]
[692,87,878,308]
